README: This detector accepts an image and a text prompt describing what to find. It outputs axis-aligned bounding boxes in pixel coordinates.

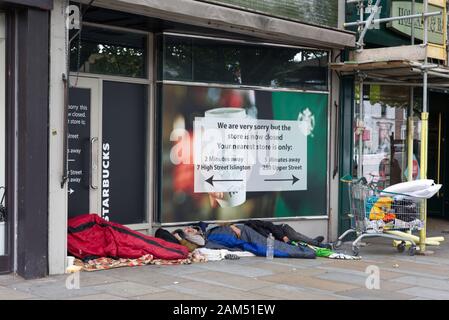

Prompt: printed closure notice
[194,117,307,193]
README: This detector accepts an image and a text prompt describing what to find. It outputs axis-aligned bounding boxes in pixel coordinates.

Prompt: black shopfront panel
[101,81,146,225]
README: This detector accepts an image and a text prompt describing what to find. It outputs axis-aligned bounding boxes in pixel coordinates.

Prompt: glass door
[67,77,102,218]
[68,77,148,225]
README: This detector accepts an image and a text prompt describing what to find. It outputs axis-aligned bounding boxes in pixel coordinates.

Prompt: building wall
[199,0,339,28]
[0,13,5,191]
[46,0,353,275]
[48,0,68,276]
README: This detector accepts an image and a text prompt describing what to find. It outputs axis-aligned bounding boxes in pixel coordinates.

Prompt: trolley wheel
[352,246,359,256]
[397,241,406,253]
[409,246,416,256]
[333,240,343,250]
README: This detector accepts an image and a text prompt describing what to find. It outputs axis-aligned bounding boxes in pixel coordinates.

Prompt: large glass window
[353,84,422,189]
[70,26,147,78]
[158,84,329,223]
[160,35,329,91]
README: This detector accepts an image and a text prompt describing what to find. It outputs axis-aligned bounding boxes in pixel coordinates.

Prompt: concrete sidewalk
[1,218,449,300]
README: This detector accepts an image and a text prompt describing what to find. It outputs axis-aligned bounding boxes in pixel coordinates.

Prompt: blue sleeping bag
[206,225,316,259]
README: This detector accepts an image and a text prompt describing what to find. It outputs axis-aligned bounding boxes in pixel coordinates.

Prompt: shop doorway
[68,76,149,227]
[428,91,449,219]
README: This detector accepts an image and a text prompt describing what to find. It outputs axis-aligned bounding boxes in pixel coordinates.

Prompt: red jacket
[68,214,189,260]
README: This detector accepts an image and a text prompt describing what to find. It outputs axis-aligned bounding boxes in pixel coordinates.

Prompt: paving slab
[244,260,331,277]
[76,272,123,287]
[0,286,38,300]
[9,278,103,299]
[258,273,359,292]
[317,264,404,280]
[398,286,449,300]
[336,287,415,300]
[316,271,412,291]
[91,267,189,287]
[161,280,273,300]
[134,290,204,300]
[153,264,210,276]
[0,275,26,286]
[88,281,166,298]
[180,271,274,291]
[67,293,128,300]
[248,284,351,300]
[392,275,449,291]
[195,261,274,278]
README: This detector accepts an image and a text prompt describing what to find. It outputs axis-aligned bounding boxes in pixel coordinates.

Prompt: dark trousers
[281,224,322,247]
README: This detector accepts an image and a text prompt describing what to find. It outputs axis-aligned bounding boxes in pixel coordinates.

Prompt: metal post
[411,0,415,45]
[344,11,441,27]
[358,0,364,50]
[357,0,381,49]
[357,78,364,179]
[419,0,429,253]
[407,88,414,182]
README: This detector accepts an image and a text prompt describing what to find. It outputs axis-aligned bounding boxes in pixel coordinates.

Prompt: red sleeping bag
[68,214,189,260]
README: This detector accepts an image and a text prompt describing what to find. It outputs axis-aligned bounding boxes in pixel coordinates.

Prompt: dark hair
[192,226,203,235]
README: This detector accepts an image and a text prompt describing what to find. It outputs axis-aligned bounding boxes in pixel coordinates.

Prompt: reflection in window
[353,84,422,189]
[160,35,328,91]
[70,26,147,78]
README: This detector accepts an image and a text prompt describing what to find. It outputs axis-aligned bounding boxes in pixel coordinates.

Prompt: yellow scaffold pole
[407,91,414,182]
[419,112,429,253]
[419,0,429,254]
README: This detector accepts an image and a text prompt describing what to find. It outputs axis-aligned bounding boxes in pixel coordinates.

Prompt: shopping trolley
[334,175,424,256]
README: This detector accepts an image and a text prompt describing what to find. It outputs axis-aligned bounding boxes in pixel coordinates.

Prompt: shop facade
[46,0,355,276]
[1,0,356,278]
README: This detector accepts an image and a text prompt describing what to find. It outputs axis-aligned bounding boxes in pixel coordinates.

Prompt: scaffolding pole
[419,0,430,254]
[357,77,364,179]
[408,89,414,182]
[407,0,416,183]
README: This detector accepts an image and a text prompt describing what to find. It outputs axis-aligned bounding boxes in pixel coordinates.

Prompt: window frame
[158,32,331,94]
[155,31,332,225]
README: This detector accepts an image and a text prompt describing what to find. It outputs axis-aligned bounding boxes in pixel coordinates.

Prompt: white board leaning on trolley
[381,179,442,199]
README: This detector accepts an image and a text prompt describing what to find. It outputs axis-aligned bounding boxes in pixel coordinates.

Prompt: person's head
[183,226,202,236]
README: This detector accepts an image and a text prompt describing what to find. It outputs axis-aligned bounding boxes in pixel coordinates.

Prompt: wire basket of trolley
[334,174,428,256]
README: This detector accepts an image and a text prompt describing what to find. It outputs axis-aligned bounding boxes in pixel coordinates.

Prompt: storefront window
[353,84,422,189]
[160,35,329,91]
[70,26,147,78]
[158,84,329,223]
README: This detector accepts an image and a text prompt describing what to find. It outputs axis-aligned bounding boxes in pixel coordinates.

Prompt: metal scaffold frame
[337,0,449,253]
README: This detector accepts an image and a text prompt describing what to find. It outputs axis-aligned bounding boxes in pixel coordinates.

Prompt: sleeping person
[205,224,316,259]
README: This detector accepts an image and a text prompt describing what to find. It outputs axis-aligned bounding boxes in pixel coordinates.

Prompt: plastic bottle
[266,233,274,260]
